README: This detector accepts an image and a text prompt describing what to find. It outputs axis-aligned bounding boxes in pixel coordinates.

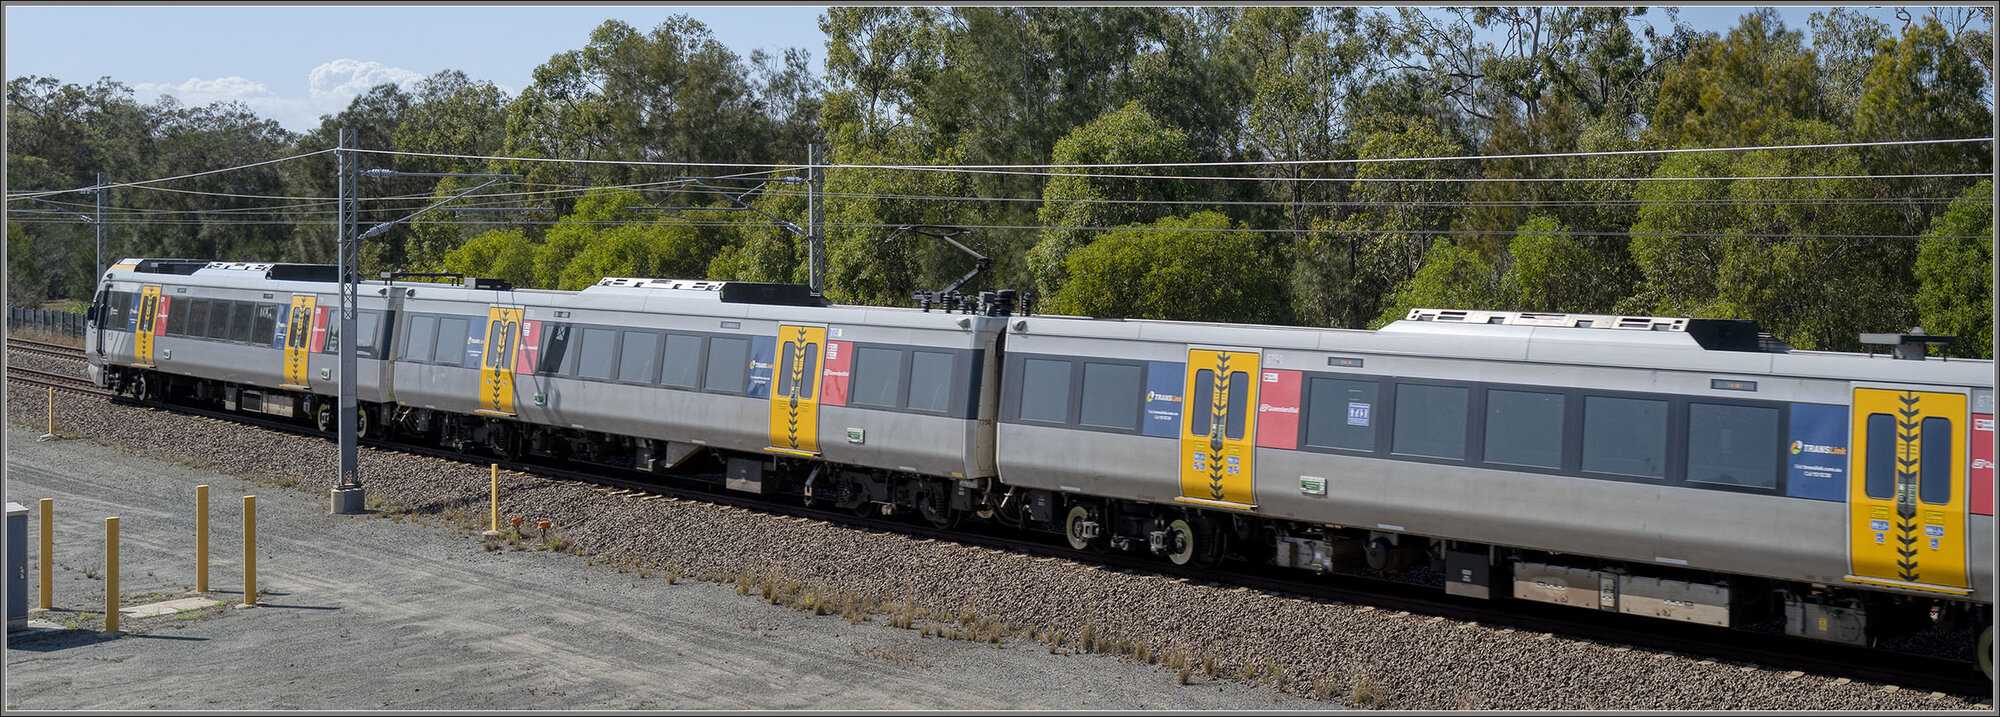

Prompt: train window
[616,331,660,384]
[1191,370,1251,439]
[1582,396,1668,479]
[1079,362,1142,430]
[252,304,279,346]
[435,317,471,367]
[1392,384,1468,460]
[206,301,233,340]
[576,327,618,380]
[1865,413,1895,500]
[906,351,954,413]
[1224,371,1249,440]
[136,294,158,333]
[851,346,904,409]
[1920,416,1952,505]
[536,323,569,374]
[777,340,821,399]
[403,315,437,363]
[166,299,189,336]
[1686,403,1779,489]
[185,299,211,338]
[356,311,383,359]
[106,292,131,331]
[1484,390,1564,468]
[1305,377,1377,451]
[661,334,703,388]
[1020,359,1072,423]
[228,301,256,342]
[704,336,749,393]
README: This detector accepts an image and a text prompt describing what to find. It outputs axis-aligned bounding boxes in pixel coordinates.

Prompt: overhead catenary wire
[4,148,337,200]
[354,136,1992,171]
[13,214,1991,242]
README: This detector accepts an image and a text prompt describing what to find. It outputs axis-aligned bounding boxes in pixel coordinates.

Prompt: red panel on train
[1255,368,1301,449]
[820,340,852,407]
[1973,414,1993,517]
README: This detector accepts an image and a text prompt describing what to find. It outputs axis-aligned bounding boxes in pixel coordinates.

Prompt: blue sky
[2,5,1937,134]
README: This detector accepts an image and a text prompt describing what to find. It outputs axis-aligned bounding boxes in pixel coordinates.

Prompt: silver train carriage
[89,259,1993,653]
[994,307,1992,647]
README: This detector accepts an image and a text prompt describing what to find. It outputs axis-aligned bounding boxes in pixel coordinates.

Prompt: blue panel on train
[1143,361,1184,438]
[747,335,775,398]
[1785,402,1849,502]
[125,293,140,332]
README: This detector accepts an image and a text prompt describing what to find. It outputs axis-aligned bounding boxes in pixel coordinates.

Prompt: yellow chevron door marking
[1848,388,1967,591]
[767,324,825,455]
[1178,348,1258,509]
[133,286,161,367]
[281,296,315,389]
[478,306,522,416]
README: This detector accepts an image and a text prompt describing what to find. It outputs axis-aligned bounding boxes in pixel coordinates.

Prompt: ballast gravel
[5,352,1993,710]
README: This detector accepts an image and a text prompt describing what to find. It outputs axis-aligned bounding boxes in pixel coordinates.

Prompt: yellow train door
[1179,347,1259,510]
[281,296,316,389]
[1847,388,1970,594]
[768,324,826,455]
[477,306,523,416]
[133,286,161,367]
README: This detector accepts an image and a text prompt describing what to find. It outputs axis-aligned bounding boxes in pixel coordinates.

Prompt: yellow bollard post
[37,498,52,611]
[242,495,257,606]
[491,464,499,532]
[196,485,209,593]
[105,517,119,633]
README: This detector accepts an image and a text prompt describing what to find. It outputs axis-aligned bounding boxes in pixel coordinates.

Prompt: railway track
[6,337,87,360]
[6,366,109,396]
[9,335,1985,698]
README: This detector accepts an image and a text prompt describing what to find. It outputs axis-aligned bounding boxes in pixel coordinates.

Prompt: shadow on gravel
[256,603,339,611]
[6,628,126,652]
[128,634,207,642]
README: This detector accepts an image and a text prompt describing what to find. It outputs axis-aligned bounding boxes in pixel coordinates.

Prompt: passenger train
[84,258,1994,670]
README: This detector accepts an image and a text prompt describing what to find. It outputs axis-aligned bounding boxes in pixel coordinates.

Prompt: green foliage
[1648,10,1820,148]
[531,190,725,290]
[1048,212,1285,324]
[5,6,1991,354]
[1293,115,1463,329]
[1028,101,1198,298]
[1914,180,1994,358]
[439,229,538,289]
[1374,238,1513,327]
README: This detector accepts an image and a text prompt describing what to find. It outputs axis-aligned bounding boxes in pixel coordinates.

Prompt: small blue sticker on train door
[1785,403,1848,502]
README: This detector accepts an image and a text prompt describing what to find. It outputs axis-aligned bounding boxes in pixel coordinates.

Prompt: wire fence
[8,308,87,338]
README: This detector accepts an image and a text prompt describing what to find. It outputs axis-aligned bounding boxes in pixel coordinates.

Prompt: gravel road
[4,357,1995,710]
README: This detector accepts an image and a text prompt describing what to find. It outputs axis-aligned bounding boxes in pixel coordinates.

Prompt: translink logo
[1790,440,1846,456]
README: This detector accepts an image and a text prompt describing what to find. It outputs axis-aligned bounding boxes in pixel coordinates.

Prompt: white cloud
[307,58,422,98]
[130,59,425,133]
[132,76,270,104]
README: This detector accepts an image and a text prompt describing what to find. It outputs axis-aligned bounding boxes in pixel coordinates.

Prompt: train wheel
[355,405,372,439]
[1165,519,1199,566]
[917,484,958,530]
[131,372,152,401]
[313,401,335,433]
[1979,624,1993,680]
[1064,505,1104,552]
